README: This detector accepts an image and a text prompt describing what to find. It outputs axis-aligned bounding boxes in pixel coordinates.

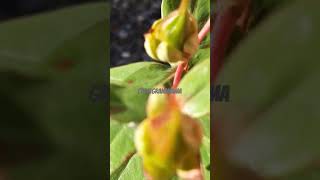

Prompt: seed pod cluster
[135,92,203,180]
[144,0,199,66]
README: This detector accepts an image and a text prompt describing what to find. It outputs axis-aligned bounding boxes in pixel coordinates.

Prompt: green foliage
[0,3,108,77]
[215,0,320,179]
[178,58,210,118]
[110,0,210,179]
[110,121,140,179]
[0,3,109,180]
[199,115,211,179]
[110,62,174,122]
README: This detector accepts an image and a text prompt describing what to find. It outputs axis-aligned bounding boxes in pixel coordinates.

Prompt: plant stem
[172,61,187,89]
[211,8,238,83]
[212,0,251,82]
[172,18,211,89]
[198,19,211,43]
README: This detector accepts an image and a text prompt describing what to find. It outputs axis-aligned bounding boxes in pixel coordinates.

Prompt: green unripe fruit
[144,0,199,66]
[135,93,203,179]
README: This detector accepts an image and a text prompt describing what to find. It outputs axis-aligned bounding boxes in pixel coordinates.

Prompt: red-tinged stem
[212,8,239,83]
[172,61,187,89]
[198,19,211,43]
[172,18,211,89]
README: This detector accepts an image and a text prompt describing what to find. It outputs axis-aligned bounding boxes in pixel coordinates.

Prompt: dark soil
[111,0,162,67]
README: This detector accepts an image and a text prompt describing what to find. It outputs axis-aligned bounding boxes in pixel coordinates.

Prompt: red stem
[211,8,239,83]
[198,19,211,43]
[172,61,187,89]
[212,0,251,82]
[172,19,211,88]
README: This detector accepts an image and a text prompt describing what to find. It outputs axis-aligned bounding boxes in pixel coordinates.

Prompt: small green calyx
[144,0,199,66]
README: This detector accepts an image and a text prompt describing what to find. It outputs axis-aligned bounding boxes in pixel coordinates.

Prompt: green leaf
[201,138,211,180]
[161,0,181,18]
[199,115,210,180]
[282,166,320,180]
[110,62,172,88]
[189,47,210,68]
[192,0,210,29]
[178,58,210,118]
[0,3,109,180]
[0,2,108,78]
[110,121,136,176]
[110,62,174,123]
[116,154,145,180]
[215,0,320,179]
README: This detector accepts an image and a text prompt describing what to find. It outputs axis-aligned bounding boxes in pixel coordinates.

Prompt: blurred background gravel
[111,0,162,67]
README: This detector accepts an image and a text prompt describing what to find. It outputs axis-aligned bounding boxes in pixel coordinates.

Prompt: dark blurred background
[111,0,162,67]
[0,0,102,21]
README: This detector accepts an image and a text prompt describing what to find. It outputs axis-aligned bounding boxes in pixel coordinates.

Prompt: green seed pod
[144,0,199,66]
[135,94,203,179]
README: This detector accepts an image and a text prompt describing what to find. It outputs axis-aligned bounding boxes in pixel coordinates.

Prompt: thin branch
[172,61,187,89]
[212,0,251,82]
[198,19,211,43]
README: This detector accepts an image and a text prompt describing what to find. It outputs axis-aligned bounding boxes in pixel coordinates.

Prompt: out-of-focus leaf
[189,47,210,68]
[115,154,145,180]
[0,94,53,166]
[110,62,174,123]
[251,0,294,28]
[178,58,210,118]
[161,0,180,18]
[282,166,320,180]
[192,0,210,29]
[215,0,320,179]
[0,3,108,78]
[0,3,109,180]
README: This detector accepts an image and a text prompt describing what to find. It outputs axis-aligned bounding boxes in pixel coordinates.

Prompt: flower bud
[144,0,199,66]
[146,90,169,117]
[135,93,203,180]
